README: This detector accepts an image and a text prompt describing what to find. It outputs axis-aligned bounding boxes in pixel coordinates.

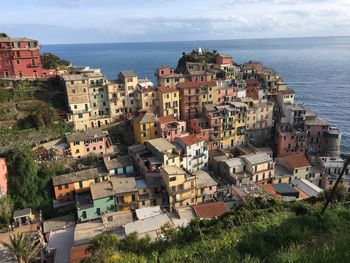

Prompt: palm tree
[9,232,42,263]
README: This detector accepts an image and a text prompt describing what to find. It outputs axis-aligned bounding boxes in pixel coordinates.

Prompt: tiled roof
[103,155,132,171]
[244,79,259,85]
[242,152,273,165]
[52,167,107,186]
[178,135,204,146]
[192,201,227,219]
[0,37,36,42]
[70,244,91,263]
[279,88,295,95]
[66,128,106,143]
[119,70,137,78]
[158,86,178,93]
[111,177,137,194]
[158,115,177,125]
[133,112,158,124]
[177,81,217,89]
[90,181,114,200]
[279,154,311,169]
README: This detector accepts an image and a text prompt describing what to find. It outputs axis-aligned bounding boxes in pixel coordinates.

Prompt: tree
[41,53,70,69]
[0,196,13,227]
[320,184,347,203]
[0,33,8,37]
[7,146,39,209]
[9,232,42,263]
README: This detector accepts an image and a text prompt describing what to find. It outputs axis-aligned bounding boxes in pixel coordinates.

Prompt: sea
[42,36,350,153]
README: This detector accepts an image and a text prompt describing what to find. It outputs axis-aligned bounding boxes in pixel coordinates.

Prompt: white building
[174,135,209,172]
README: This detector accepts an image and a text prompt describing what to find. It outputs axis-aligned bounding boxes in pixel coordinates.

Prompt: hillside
[86,198,350,263]
[0,78,72,154]
[175,49,219,73]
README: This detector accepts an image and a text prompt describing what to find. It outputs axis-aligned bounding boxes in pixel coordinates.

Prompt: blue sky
[1,0,349,44]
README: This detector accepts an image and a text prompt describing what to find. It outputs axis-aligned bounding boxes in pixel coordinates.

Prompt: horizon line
[41,34,350,46]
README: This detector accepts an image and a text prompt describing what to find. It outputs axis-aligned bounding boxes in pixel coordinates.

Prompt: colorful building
[157,87,180,118]
[0,36,56,78]
[0,158,8,197]
[275,154,311,183]
[66,128,113,158]
[160,165,202,210]
[76,181,115,222]
[177,81,217,121]
[62,70,110,131]
[52,167,109,207]
[194,170,217,202]
[158,115,187,142]
[133,112,159,144]
[174,135,209,172]
[155,66,185,88]
[103,155,134,176]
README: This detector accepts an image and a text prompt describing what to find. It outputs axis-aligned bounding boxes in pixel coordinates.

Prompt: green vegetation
[0,78,72,154]
[0,196,14,228]
[86,197,350,263]
[176,49,219,74]
[41,53,70,69]
[0,33,8,37]
[9,232,42,263]
[6,146,68,218]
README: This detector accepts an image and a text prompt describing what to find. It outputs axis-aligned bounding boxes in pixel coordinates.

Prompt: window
[79,181,83,188]
[96,208,101,215]
[82,211,87,219]
[58,185,62,190]
[16,60,20,65]
[170,177,176,182]
[78,113,83,119]
[65,184,69,189]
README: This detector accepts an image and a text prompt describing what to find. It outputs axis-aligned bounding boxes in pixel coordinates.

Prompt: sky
[1,0,350,44]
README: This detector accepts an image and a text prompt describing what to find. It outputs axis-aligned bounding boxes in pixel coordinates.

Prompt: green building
[76,181,115,222]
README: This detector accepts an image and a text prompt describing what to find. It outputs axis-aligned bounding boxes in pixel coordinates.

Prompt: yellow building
[145,138,182,167]
[111,177,140,211]
[230,102,247,145]
[135,87,158,113]
[157,87,180,118]
[160,165,202,210]
[133,112,159,144]
[200,84,218,109]
[62,69,111,131]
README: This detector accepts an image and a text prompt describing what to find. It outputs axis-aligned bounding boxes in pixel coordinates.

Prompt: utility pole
[320,155,350,215]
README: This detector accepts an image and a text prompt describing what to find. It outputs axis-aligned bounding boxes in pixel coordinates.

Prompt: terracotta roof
[279,88,295,95]
[158,86,178,93]
[158,115,177,125]
[244,79,259,85]
[177,81,217,89]
[279,154,311,169]
[178,135,204,146]
[70,245,91,263]
[262,184,277,196]
[192,201,227,219]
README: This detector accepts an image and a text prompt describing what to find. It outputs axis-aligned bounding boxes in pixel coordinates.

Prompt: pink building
[217,86,237,105]
[276,125,307,157]
[187,118,211,141]
[0,158,8,197]
[216,54,233,65]
[245,79,260,99]
[158,115,188,142]
[305,118,330,155]
[194,170,217,201]
[66,129,114,158]
[0,36,57,79]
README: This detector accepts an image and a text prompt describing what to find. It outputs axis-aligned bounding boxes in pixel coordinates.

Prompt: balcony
[192,153,205,160]
[28,64,40,68]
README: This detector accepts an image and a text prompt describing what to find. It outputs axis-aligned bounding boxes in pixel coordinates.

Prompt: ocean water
[42,36,350,153]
